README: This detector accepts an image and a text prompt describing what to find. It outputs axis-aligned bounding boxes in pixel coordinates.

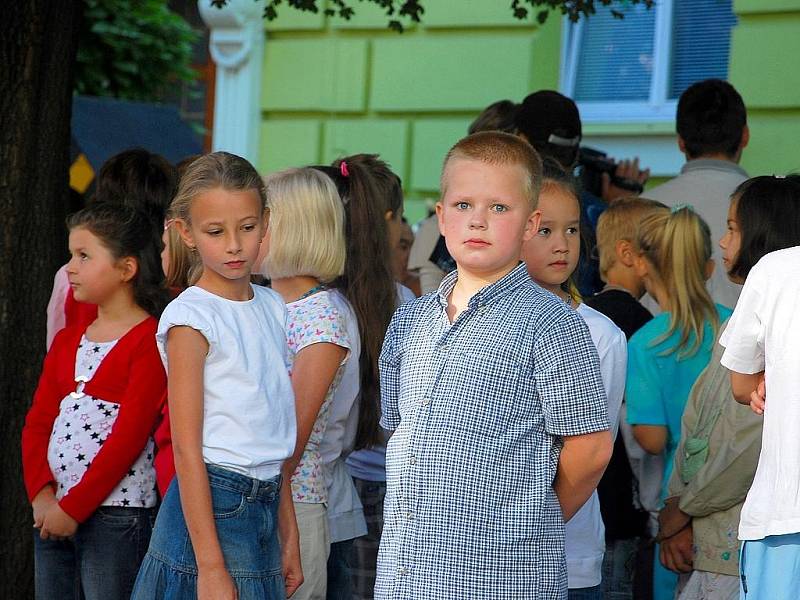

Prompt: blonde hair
[163,218,191,290]
[261,168,345,282]
[636,206,718,357]
[170,152,266,284]
[441,131,543,209]
[596,196,667,280]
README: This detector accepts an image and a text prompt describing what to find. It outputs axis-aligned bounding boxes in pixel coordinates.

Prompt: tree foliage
[75,0,198,101]
[210,0,654,31]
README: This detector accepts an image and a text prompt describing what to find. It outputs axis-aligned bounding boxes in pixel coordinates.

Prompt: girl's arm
[168,326,237,600]
[731,370,764,407]
[281,342,347,479]
[22,334,66,503]
[632,424,668,454]
[279,342,345,597]
[278,474,303,597]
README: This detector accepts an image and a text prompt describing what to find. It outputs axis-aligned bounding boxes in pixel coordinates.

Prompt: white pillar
[198,0,266,163]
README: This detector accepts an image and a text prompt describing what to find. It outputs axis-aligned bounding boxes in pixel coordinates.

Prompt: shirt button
[405,511,414,520]
[409,455,417,465]
[421,398,431,407]
[398,567,409,576]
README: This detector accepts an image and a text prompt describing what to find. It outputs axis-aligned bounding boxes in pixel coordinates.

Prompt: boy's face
[437,158,539,281]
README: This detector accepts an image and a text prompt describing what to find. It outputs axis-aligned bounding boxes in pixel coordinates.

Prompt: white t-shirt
[157,284,296,481]
[720,246,800,540]
[566,303,627,588]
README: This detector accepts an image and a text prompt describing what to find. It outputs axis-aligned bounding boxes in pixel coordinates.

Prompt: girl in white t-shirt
[719,175,800,600]
[521,160,627,597]
[132,152,302,600]
[260,167,352,599]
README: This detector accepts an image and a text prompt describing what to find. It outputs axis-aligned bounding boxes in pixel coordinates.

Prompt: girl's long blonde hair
[636,206,718,357]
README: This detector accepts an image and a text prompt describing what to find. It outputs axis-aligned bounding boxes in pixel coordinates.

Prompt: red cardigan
[22,317,167,523]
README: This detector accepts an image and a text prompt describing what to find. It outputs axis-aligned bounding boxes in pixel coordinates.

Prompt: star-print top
[47,336,157,508]
[286,290,351,504]
[22,318,166,523]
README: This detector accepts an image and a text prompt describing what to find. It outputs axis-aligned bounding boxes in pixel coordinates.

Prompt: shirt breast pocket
[443,350,524,438]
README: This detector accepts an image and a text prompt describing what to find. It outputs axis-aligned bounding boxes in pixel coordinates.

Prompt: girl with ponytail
[311,154,403,598]
[625,205,732,600]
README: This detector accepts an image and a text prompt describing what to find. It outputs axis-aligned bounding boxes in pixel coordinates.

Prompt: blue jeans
[34,505,155,600]
[326,538,354,600]
[568,584,603,599]
[602,537,641,599]
[132,465,285,599]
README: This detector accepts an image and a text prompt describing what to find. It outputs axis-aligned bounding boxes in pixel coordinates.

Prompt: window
[561,0,737,122]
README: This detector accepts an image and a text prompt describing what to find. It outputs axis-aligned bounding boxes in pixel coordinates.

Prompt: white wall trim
[198,0,266,163]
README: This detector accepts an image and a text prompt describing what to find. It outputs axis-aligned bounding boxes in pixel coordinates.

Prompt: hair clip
[671,203,694,214]
[774,174,786,179]
[164,218,175,230]
[340,161,349,178]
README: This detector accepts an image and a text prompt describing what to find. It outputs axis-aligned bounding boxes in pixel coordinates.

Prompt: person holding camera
[515,90,650,298]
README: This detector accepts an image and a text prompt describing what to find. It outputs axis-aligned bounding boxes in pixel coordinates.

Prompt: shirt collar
[681,158,748,179]
[437,262,530,309]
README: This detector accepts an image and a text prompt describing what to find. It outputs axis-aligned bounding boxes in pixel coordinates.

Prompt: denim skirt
[132,464,285,599]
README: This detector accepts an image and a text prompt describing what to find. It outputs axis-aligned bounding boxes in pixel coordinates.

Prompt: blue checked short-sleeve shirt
[376,263,609,599]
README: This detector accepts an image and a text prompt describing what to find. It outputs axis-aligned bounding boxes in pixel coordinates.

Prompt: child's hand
[282,537,303,598]
[198,565,238,600]
[750,378,766,415]
[657,497,691,541]
[31,486,58,530]
[40,504,78,540]
[659,523,694,573]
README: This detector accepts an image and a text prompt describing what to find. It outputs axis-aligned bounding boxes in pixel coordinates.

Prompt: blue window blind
[670,0,737,99]
[574,3,656,102]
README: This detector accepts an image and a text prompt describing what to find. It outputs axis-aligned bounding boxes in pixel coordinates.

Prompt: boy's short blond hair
[441,131,543,209]
[262,167,346,283]
[596,196,667,280]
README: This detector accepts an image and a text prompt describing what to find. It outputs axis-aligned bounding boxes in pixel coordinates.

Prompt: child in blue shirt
[375,131,612,599]
[625,205,732,600]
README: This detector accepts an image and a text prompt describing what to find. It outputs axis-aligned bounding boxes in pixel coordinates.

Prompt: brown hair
[468,100,519,135]
[636,206,718,357]
[312,156,398,449]
[441,131,543,209]
[596,196,667,280]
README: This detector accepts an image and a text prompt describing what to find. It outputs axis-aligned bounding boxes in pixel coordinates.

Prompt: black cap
[516,90,582,148]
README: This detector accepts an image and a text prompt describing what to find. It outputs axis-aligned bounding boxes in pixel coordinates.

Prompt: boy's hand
[40,504,78,540]
[282,535,303,597]
[750,379,766,415]
[659,523,694,573]
[31,486,58,530]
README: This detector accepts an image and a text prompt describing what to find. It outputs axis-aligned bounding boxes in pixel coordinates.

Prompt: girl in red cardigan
[22,202,169,600]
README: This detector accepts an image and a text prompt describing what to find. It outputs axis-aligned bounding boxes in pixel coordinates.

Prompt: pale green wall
[257,0,561,222]
[257,1,800,221]
[731,0,800,175]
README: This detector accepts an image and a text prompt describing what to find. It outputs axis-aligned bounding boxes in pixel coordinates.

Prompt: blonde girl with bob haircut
[624,206,733,600]
[132,152,303,600]
[262,167,353,600]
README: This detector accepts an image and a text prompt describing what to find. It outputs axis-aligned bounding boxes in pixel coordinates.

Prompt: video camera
[578,146,645,198]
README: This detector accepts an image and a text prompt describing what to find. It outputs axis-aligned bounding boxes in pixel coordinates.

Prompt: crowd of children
[20,76,800,600]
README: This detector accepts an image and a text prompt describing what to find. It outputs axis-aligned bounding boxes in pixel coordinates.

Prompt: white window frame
[560,0,678,124]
